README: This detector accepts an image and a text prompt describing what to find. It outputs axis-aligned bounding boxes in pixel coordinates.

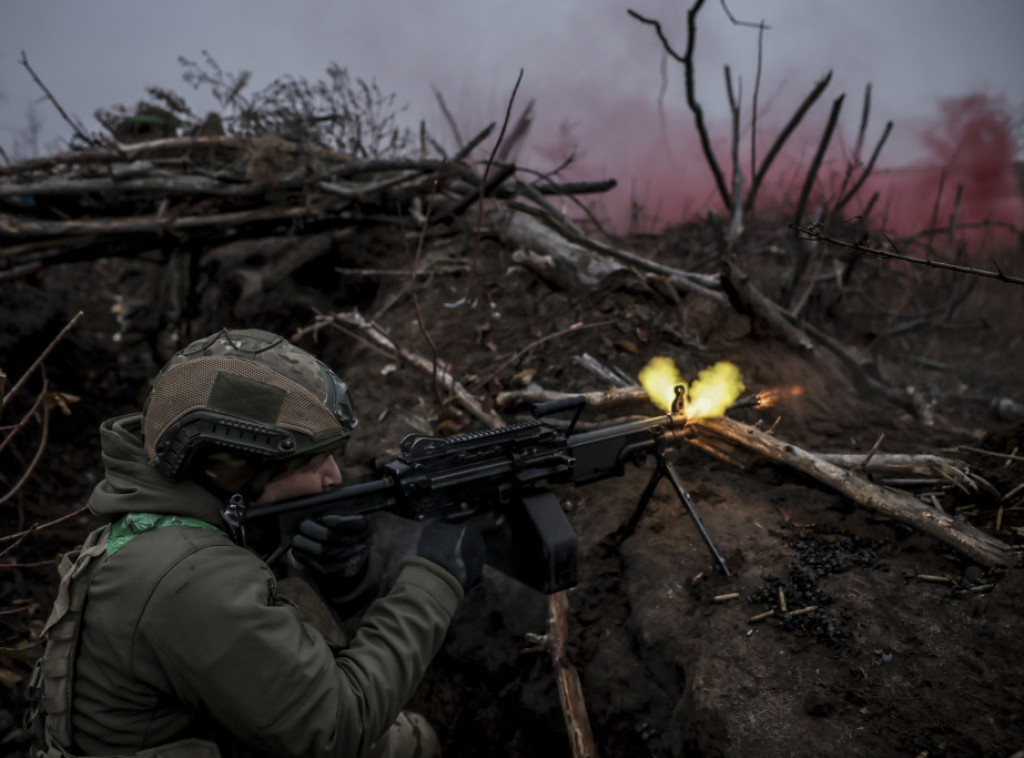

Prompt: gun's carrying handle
[532,395,586,435]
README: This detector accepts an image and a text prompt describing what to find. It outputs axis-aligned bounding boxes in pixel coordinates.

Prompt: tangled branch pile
[0,125,618,283]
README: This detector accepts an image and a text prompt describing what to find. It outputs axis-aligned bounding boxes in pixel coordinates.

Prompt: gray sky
[3,1,1022,227]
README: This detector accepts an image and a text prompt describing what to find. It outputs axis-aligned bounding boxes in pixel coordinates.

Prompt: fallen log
[489,209,724,300]
[690,416,1017,567]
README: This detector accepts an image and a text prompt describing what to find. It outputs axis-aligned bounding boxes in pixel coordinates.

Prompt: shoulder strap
[32,524,111,751]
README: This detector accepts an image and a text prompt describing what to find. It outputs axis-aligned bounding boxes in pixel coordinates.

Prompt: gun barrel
[567,412,688,483]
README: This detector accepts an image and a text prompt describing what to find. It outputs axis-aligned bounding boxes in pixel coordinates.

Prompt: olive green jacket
[71,413,462,757]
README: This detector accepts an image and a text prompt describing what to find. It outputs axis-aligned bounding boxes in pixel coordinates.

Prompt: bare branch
[431,85,465,150]
[719,0,772,29]
[629,3,731,209]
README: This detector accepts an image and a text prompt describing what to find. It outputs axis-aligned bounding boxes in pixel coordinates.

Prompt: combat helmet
[143,328,357,492]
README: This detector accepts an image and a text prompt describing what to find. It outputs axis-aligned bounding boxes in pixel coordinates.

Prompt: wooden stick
[691,416,1016,567]
[721,255,817,353]
[525,592,599,758]
[323,310,505,429]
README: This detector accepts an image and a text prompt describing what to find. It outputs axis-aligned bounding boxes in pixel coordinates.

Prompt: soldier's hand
[292,514,371,584]
[416,521,485,591]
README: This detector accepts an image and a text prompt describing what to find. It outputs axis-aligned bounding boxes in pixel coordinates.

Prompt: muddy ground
[1,216,1022,757]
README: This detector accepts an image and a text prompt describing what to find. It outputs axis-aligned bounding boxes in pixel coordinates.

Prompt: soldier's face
[252,453,342,506]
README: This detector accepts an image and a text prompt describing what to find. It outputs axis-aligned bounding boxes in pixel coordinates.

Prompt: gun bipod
[617,452,731,577]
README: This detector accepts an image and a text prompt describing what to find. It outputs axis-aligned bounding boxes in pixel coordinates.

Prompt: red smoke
[858,94,1023,251]
[511,90,1022,256]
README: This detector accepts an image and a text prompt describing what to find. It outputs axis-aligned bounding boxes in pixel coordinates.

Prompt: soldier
[29,328,484,757]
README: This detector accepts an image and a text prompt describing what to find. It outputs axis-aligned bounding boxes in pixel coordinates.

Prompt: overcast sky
[3,1,1022,229]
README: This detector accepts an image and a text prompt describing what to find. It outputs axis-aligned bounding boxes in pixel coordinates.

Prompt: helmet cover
[143,328,357,481]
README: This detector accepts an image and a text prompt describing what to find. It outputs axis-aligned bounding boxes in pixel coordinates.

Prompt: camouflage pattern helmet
[143,328,357,481]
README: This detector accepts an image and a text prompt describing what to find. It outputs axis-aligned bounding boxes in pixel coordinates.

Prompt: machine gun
[235,395,730,595]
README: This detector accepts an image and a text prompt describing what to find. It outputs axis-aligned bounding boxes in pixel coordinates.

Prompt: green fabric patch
[208,371,285,425]
[107,512,224,555]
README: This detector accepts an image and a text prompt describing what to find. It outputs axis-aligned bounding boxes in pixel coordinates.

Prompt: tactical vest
[25,524,436,758]
[26,524,221,758]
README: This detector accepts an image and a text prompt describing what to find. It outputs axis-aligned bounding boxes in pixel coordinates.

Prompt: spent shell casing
[788,605,817,617]
[915,574,954,584]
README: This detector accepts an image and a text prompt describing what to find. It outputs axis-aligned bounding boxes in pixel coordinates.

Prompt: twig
[895,219,1021,245]
[470,319,617,393]
[0,379,49,456]
[793,228,1024,286]
[0,395,50,506]
[431,85,465,150]
[0,505,91,544]
[449,69,525,400]
[953,446,1024,465]
[0,559,60,569]
[19,50,99,147]
[403,172,446,407]
[452,123,496,162]
[854,433,885,473]
[497,99,535,162]
[1,310,83,411]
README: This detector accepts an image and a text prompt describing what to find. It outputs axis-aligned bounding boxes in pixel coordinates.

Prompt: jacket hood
[88,413,226,525]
